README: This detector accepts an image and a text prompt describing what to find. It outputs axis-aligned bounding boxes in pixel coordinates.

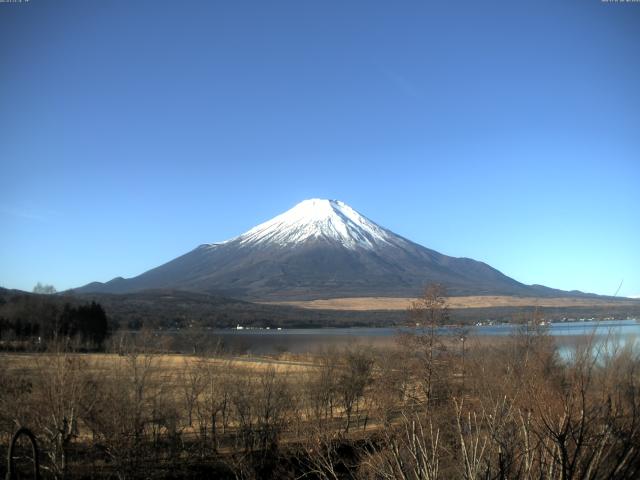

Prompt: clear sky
[1,0,639,297]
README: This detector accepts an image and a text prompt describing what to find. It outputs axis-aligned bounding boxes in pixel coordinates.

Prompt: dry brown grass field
[0,351,318,379]
[263,295,640,310]
[2,314,640,479]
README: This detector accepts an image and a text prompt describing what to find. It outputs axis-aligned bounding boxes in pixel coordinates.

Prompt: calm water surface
[200,319,640,355]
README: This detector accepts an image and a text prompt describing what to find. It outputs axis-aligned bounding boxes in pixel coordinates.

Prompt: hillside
[75,199,603,300]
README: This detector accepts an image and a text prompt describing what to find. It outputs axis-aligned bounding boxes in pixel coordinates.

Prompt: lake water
[198,319,640,355]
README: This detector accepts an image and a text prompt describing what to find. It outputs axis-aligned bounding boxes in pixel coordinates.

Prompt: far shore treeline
[0,288,640,349]
[2,286,640,352]
[0,293,111,349]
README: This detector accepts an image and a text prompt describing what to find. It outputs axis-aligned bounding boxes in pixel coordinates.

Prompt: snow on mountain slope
[217,199,404,250]
[76,198,574,300]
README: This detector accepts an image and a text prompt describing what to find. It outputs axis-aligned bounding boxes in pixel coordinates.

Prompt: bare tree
[180,357,205,427]
[337,348,373,433]
[33,282,57,295]
[32,343,92,478]
[254,366,292,452]
[403,283,450,407]
[193,356,233,454]
[305,347,339,425]
[452,326,472,395]
[363,410,441,480]
[82,344,163,478]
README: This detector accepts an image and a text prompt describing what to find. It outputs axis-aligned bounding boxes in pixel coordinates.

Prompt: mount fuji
[77,199,570,300]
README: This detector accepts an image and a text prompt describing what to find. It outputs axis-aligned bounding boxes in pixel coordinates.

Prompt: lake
[195,319,640,355]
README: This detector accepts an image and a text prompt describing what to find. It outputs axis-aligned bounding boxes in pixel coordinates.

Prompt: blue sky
[1,0,639,297]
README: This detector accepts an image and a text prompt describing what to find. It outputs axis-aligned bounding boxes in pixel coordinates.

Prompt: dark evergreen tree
[85,301,109,346]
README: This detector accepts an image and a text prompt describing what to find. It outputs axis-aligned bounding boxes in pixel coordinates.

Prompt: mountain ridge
[76,199,605,300]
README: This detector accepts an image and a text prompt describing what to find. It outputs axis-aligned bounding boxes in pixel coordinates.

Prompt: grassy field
[3,330,640,479]
[263,295,640,311]
[0,351,317,376]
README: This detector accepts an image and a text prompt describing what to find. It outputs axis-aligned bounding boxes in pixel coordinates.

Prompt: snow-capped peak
[228,199,400,250]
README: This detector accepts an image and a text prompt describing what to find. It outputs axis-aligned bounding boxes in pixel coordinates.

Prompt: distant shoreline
[261,295,640,311]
